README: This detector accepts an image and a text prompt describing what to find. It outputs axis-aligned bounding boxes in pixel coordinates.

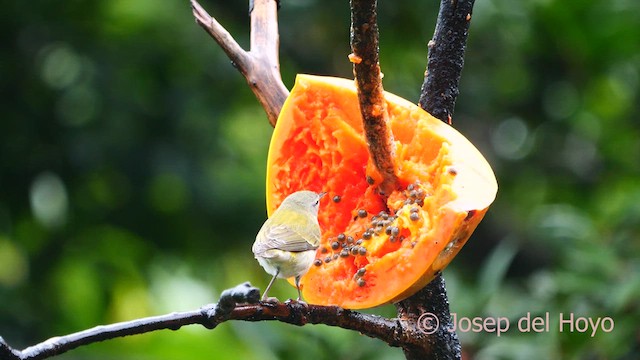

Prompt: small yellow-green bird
[252,190,325,301]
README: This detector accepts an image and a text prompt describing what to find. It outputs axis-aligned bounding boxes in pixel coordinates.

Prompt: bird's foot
[261,296,280,303]
[285,298,307,305]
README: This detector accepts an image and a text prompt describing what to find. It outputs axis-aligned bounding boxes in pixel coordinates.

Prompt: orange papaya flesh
[266,75,497,309]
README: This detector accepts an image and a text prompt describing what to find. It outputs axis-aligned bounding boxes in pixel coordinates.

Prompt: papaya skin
[266,75,497,309]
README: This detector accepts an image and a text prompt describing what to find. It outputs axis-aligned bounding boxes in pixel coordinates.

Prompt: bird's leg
[295,275,302,301]
[262,268,280,301]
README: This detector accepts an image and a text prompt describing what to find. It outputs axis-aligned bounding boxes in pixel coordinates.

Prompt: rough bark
[350,0,399,195]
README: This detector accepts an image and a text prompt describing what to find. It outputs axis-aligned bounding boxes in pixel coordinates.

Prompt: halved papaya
[266,74,497,309]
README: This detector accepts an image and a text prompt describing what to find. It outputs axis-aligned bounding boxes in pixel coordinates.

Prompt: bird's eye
[314,199,320,206]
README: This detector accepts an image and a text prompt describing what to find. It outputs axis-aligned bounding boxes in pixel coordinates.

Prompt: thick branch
[191,0,288,126]
[419,0,476,124]
[350,0,399,195]
[395,274,461,360]
[0,283,430,360]
[394,1,478,359]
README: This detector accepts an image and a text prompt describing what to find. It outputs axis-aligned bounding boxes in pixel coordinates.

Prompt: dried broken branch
[191,0,288,126]
[350,0,399,195]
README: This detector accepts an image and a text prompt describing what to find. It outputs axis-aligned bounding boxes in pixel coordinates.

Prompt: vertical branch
[419,0,475,124]
[247,0,289,125]
[350,0,399,195]
[395,1,476,359]
[395,274,461,360]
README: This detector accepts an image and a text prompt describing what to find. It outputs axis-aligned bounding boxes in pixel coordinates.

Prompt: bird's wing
[253,221,319,257]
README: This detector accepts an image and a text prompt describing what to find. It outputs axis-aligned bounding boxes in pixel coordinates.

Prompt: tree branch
[0,283,259,360]
[419,0,476,124]
[393,1,478,359]
[350,0,399,196]
[0,283,430,360]
[395,274,461,360]
[191,0,288,126]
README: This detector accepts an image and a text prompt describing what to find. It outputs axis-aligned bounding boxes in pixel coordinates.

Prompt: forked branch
[191,0,288,126]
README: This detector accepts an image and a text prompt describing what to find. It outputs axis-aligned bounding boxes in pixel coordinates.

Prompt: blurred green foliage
[1,0,638,359]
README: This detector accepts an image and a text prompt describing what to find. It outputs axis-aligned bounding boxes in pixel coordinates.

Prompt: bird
[252,190,325,301]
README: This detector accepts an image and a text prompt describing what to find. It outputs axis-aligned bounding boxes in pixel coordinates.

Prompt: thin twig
[191,0,288,126]
[350,0,399,195]
[0,283,429,360]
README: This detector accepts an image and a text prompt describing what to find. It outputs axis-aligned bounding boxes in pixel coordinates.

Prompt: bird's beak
[318,191,327,198]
